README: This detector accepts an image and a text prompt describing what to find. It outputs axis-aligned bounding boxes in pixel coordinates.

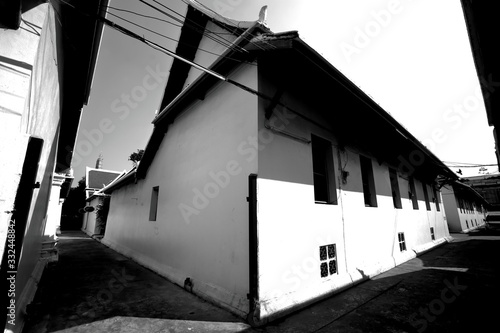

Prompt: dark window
[430,227,435,240]
[465,220,469,229]
[149,186,159,221]
[398,232,406,252]
[389,168,402,209]
[320,244,337,278]
[432,187,440,211]
[422,183,431,211]
[312,135,337,205]
[409,176,419,210]
[360,155,377,207]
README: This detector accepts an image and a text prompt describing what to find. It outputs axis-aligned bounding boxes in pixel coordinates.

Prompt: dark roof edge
[102,168,137,194]
[453,180,489,205]
[459,0,493,126]
[291,37,457,180]
[153,22,264,125]
[83,0,109,105]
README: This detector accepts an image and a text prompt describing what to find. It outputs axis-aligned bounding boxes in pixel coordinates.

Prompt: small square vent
[320,244,337,278]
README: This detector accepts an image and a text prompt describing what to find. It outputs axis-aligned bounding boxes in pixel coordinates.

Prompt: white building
[81,164,123,237]
[101,2,457,325]
[441,181,487,232]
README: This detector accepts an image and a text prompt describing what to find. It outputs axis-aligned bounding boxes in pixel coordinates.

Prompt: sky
[71,0,498,183]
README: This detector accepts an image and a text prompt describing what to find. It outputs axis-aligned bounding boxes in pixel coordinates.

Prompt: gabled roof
[87,169,128,200]
[85,167,123,191]
[101,167,137,194]
[136,3,269,180]
[450,180,489,206]
[136,26,456,182]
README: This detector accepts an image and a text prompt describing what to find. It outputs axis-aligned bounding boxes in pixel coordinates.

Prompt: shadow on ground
[22,231,255,333]
[23,229,500,333]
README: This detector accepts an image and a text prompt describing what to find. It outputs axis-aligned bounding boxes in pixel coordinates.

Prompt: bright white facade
[442,182,486,232]
[102,3,456,325]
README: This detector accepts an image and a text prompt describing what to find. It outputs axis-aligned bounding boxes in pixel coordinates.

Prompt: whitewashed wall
[82,197,99,236]
[103,64,259,316]
[442,185,485,232]
[254,84,450,322]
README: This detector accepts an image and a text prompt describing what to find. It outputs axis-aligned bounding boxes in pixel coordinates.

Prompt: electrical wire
[21,18,41,36]
[161,0,261,52]
[179,0,275,51]
[140,0,247,54]
[105,8,256,65]
[53,0,473,184]
[444,161,498,168]
[106,5,183,28]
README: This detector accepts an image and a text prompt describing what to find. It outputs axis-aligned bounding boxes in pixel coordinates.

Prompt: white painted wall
[442,185,485,232]
[82,196,99,236]
[0,5,47,134]
[103,63,259,316]
[254,82,450,322]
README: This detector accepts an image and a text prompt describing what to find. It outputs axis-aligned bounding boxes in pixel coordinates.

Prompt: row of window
[465,219,480,229]
[455,195,483,215]
[311,134,440,211]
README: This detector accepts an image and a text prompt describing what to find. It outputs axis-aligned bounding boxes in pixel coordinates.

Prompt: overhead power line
[106,4,183,28]
[139,0,248,54]
[444,161,498,167]
[446,164,498,168]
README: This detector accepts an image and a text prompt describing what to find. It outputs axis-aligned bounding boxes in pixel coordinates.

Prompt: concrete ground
[22,229,500,333]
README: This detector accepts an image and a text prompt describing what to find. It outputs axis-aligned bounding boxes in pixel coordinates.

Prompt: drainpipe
[247,174,260,325]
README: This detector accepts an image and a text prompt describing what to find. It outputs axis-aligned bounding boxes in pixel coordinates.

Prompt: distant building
[462,174,500,211]
[441,181,487,232]
[84,165,123,199]
[81,156,123,237]
[100,3,457,325]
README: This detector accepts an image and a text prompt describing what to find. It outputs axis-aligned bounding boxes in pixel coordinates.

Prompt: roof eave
[290,37,457,180]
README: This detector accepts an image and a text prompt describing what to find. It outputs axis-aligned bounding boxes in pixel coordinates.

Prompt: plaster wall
[12,6,62,330]
[103,64,259,316]
[441,185,485,232]
[0,4,47,134]
[82,197,99,236]
[254,80,449,321]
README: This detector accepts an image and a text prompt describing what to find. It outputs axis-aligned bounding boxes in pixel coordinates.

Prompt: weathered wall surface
[104,64,259,316]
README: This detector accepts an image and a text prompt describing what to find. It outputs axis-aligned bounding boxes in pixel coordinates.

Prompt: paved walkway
[23,229,500,333]
[22,231,252,333]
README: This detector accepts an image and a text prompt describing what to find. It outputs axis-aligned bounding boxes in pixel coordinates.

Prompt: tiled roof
[87,169,122,190]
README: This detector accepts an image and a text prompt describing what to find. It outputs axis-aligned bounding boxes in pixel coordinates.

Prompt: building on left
[0,0,108,331]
